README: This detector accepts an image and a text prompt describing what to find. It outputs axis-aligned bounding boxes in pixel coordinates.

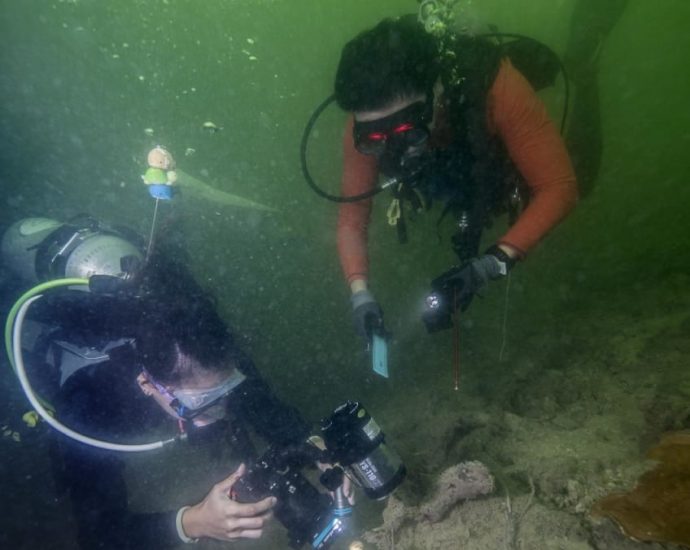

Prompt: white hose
[13,294,178,452]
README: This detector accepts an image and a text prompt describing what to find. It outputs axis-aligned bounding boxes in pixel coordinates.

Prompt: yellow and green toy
[142,146,177,200]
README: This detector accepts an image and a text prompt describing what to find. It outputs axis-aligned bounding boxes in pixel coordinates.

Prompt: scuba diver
[0,216,308,547]
[333,13,576,339]
[325,0,626,340]
[2,216,406,549]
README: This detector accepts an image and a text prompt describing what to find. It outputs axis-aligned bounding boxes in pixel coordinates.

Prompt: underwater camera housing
[231,446,342,549]
[231,401,405,549]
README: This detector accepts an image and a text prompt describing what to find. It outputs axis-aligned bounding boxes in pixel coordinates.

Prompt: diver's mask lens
[353,100,432,157]
[144,369,246,420]
[172,370,246,419]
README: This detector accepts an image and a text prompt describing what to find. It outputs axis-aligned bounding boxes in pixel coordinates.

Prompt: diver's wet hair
[135,259,239,385]
[334,15,439,112]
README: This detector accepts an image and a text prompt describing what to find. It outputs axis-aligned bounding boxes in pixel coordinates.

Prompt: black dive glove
[350,289,384,342]
[438,245,516,310]
[423,246,516,332]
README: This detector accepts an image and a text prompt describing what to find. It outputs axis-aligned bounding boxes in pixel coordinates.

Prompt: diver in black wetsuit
[12,232,313,548]
[7,216,402,549]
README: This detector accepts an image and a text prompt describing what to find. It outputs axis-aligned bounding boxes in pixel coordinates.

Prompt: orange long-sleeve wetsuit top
[337,59,578,285]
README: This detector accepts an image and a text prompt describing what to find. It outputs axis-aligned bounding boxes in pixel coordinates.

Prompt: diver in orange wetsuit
[334,15,578,339]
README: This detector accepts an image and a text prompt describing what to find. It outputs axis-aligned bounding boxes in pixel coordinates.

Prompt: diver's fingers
[225,510,273,540]
[215,463,247,494]
[227,527,264,540]
[232,496,276,518]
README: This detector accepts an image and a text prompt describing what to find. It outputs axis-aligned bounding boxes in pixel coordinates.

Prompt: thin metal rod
[145,198,160,262]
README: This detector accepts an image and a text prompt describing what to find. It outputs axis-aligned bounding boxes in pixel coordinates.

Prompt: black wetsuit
[23,289,311,549]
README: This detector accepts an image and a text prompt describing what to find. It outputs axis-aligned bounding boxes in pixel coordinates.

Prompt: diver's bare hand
[181,464,276,541]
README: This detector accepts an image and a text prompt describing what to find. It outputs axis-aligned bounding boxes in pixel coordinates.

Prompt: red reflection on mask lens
[393,122,414,134]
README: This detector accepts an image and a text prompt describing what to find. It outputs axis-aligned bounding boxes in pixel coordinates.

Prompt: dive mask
[145,369,246,420]
[353,100,432,157]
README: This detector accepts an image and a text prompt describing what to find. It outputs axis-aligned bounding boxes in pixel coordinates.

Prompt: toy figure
[142,146,177,200]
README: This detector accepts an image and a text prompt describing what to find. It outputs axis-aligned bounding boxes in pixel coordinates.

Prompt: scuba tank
[1,216,143,284]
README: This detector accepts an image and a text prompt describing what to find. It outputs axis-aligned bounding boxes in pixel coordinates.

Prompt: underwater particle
[201,121,222,133]
[184,147,196,157]
[349,542,364,550]
[248,56,258,61]
[247,38,255,44]
[138,75,145,81]
[22,411,39,428]
[112,53,120,59]
[12,432,21,442]
[3,428,13,437]
[144,128,154,136]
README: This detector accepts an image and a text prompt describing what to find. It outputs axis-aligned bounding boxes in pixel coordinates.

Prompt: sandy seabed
[351,273,690,550]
